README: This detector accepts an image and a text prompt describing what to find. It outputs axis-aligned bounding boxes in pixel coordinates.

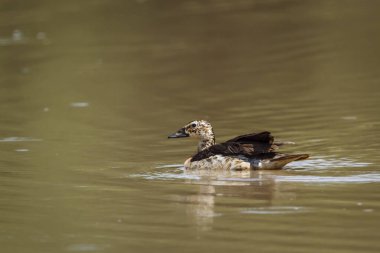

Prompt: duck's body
[184,153,309,170]
[184,155,251,170]
[168,120,309,170]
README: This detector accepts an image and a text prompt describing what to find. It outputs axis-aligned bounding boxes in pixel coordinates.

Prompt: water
[1,0,380,252]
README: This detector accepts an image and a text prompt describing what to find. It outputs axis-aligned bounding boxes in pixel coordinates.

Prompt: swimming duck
[168,120,309,170]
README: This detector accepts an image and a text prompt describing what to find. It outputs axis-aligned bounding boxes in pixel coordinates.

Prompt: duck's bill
[168,128,189,138]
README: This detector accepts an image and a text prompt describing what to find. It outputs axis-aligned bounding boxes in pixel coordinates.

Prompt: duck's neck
[198,131,215,152]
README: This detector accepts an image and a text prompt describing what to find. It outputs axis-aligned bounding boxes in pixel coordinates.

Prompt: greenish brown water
[1,0,380,252]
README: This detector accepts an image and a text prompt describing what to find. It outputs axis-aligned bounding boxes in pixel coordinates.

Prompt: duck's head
[168,120,214,140]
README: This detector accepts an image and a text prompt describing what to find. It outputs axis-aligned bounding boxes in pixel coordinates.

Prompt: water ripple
[0,137,42,142]
[132,157,375,184]
[241,206,310,215]
[290,157,372,169]
[276,173,380,184]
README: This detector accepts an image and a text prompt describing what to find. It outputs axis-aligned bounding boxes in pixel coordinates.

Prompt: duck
[168,120,309,170]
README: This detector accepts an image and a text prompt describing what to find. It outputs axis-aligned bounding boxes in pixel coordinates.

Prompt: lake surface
[1,0,380,252]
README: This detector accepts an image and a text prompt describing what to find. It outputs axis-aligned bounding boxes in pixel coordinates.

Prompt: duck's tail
[255,153,309,170]
[269,153,309,169]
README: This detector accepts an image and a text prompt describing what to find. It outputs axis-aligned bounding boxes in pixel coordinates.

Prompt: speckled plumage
[184,155,251,170]
[168,120,309,170]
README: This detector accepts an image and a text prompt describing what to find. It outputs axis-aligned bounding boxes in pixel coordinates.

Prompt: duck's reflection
[183,184,218,231]
[177,169,294,231]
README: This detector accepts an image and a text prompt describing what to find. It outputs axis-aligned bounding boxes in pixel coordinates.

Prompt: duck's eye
[191,123,197,128]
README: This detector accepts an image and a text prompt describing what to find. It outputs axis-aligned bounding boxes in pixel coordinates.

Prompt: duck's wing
[191,142,270,162]
[226,131,274,144]
[228,131,294,148]
[191,132,279,162]
[226,131,278,151]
